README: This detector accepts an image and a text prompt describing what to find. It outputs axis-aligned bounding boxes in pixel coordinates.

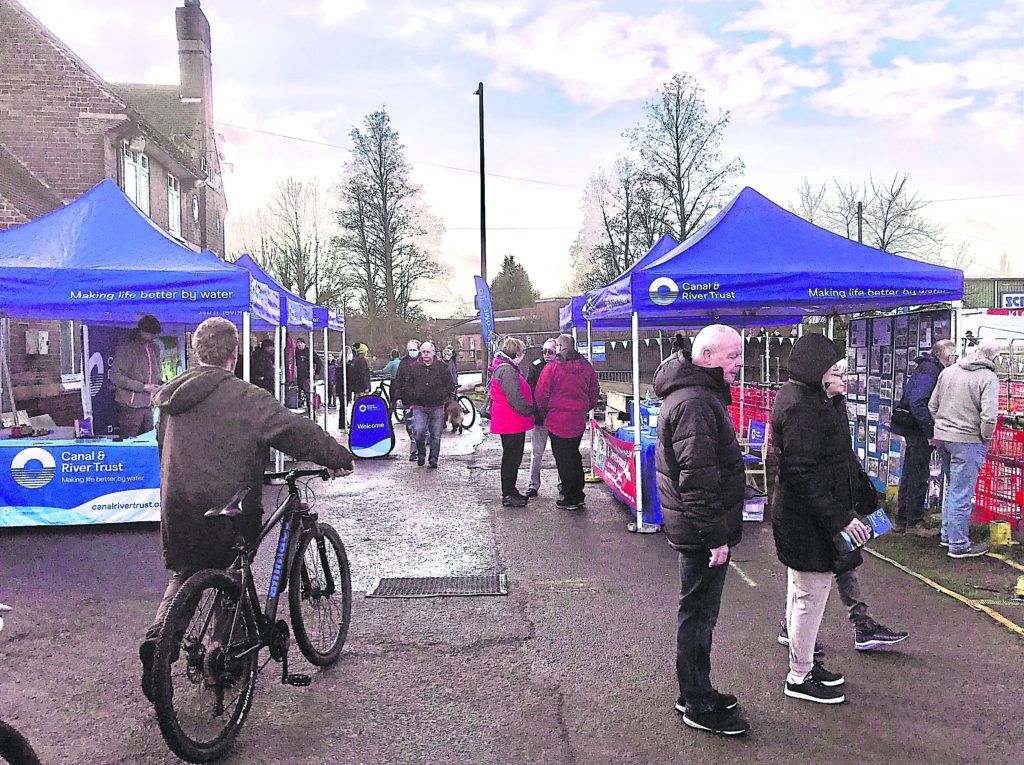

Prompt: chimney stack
[176,0,212,121]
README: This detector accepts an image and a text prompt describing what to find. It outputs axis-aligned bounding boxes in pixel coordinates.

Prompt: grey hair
[501,336,525,357]
[977,339,1001,361]
[691,324,741,358]
[932,339,955,360]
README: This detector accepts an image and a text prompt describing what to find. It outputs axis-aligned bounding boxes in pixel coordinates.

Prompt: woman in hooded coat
[771,333,872,706]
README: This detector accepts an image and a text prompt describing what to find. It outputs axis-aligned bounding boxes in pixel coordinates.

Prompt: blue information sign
[348,395,395,458]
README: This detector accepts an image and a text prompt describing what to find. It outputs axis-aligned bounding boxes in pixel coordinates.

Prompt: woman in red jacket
[535,334,600,510]
[489,337,535,507]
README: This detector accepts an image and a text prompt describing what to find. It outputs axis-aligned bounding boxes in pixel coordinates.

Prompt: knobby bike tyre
[0,720,40,765]
[290,523,352,665]
[457,395,477,429]
[153,569,259,763]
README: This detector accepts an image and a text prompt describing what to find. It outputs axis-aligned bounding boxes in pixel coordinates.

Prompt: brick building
[0,0,227,416]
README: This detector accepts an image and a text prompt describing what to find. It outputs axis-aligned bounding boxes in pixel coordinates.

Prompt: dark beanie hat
[787,333,842,388]
[137,314,162,334]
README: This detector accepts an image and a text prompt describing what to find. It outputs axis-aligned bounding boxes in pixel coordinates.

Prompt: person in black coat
[891,339,956,534]
[251,339,276,394]
[777,357,909,657]
[653,324,749,737]
[772,334,875,706]
[346,343,371,403]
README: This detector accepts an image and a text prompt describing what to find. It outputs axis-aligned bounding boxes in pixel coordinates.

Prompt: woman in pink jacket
[535,334,600,510]
[489,337,535,507]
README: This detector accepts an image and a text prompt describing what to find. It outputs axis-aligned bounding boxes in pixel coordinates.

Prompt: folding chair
[740,419,768,493]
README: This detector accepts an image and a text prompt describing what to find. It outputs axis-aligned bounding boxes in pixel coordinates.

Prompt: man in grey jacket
[929,339,1000,558]
[110,314,164,437]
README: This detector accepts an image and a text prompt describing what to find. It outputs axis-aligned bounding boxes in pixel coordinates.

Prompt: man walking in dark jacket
[391,339,421,460]
[653,324,749,736]
[396,341,453,468]
[891,339,956,534]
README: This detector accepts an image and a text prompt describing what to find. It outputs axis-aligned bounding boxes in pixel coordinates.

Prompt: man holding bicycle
[139,317,354,701]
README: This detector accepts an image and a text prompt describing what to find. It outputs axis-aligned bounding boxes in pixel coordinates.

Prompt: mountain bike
[151,468,352,763]
[0,605,41,765]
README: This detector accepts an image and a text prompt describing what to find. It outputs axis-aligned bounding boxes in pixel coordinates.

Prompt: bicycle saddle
[204,487,252,518]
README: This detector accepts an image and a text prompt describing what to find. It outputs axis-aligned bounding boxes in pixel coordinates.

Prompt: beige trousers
[786,568,833,679]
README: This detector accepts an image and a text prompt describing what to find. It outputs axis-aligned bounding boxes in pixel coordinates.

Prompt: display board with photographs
[846,309,952,490]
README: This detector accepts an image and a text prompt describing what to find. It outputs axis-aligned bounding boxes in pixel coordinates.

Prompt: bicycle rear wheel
[153,569,259,763]
[0,720,41,765]
[457,395,477,429]
[290,523,352,666]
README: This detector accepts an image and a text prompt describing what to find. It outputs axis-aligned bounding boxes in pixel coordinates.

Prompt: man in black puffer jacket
[654,324,749,737]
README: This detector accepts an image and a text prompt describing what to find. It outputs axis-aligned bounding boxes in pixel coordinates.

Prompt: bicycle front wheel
[153,569,259,763]
[458,395,477,429]
[0,720,41,765]
[290,523,352,666]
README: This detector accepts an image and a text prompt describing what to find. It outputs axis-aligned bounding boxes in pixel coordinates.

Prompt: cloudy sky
[18,0,1024,315]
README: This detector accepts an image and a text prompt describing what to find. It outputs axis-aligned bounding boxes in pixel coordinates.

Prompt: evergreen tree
[489,255,538,311]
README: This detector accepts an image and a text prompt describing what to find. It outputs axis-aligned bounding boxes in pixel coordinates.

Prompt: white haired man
[653,324,749,736]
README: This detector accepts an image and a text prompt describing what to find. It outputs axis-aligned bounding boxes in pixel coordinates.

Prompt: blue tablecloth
[615,426,662,525]
[0,436,160,526]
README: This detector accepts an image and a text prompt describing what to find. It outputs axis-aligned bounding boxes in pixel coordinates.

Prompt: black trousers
[896,432,933,527]
[500,432,526,496]
[549,431,585,504]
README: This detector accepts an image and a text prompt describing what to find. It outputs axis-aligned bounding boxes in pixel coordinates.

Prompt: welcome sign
[349,395,395,458]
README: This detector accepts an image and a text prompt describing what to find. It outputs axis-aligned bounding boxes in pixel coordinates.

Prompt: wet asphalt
[0,412,1021,764]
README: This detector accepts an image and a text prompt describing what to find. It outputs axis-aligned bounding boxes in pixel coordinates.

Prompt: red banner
[590,420,637,508]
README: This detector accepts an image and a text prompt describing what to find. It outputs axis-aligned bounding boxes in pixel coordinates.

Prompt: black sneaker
[417,457,425,467]
[855,621,909,651]
[777,620,824,656]
[675,692,738,714]
[810,660,844,687]
[428,463,439,469]
[502,495,527,507]
[408,453,419,462]
[524,488,539,498]
[948,542,990,559]
[785,674,846,704]
[681,707,750,736]
[139,639,157,703]
[892,523,907,534]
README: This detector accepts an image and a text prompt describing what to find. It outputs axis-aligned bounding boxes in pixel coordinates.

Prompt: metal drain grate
[367,574,508,598]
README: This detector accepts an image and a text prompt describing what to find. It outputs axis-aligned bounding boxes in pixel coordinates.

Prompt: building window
[201,155,208,173]
[167,175,181,237]
[60,320,83,387]
[122,141,150,215]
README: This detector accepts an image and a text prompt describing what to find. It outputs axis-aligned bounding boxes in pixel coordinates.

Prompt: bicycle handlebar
[263,468,331,484]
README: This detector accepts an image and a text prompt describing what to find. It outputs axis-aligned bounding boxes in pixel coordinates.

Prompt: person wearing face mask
[524,338,557,497]
[772,334,892,707]
[392,338,422,462]
[777,357,908,655]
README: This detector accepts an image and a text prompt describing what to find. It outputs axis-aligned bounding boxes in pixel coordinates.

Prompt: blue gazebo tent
[0,180,279,326]
[578,186,963,533]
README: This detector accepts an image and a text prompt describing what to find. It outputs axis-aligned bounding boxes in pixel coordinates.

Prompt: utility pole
[473,82,489,376]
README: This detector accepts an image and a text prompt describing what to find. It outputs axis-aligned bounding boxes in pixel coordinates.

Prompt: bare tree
[570,157,670,292]
[333,109,441,320]
[863,174,945,262]
[791,173,967,267]
[226,178,346,310]
[628,73,744,241]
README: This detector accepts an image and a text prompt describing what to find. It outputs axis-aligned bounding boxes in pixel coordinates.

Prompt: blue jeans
[935,440,989,553]
[676,550,730,712]
[412,407,445,466]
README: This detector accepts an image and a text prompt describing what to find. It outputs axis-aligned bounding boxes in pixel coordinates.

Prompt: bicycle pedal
[284,673,311,687]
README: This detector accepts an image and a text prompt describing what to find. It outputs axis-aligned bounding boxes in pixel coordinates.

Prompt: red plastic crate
[973,455,1024,528]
